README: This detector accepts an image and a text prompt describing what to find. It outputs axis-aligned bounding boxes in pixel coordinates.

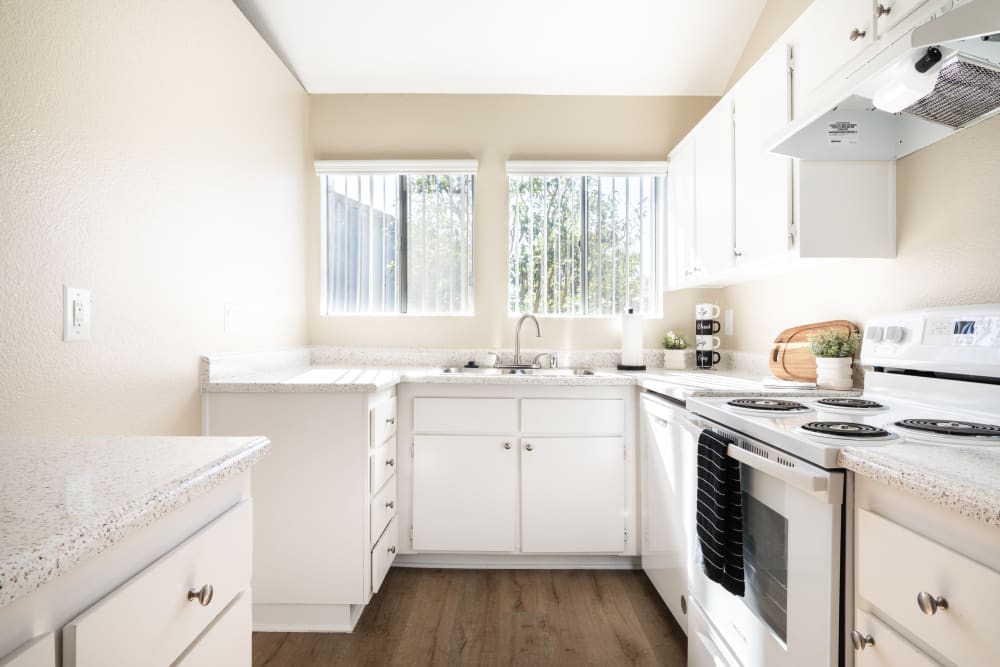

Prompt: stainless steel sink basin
[439,367,596,376]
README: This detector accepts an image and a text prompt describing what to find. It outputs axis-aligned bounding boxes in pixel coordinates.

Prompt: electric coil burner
[727,398,810,413]
[895,419,1000,440]
[801,421,893,439]
[816,398,885,410]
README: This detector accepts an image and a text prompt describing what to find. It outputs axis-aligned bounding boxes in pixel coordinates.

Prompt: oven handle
[679,414,830,494]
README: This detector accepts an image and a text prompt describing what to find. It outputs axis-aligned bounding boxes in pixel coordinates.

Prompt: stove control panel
[861,305,1000,376]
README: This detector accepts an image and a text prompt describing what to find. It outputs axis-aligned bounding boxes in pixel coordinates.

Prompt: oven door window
[742,488,788,643]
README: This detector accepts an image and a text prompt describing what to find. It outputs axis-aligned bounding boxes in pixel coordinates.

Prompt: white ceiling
[233,0,768,96]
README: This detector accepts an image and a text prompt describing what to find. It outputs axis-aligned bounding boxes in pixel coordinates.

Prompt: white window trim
[505,160,668,176]
[315,159,478,175]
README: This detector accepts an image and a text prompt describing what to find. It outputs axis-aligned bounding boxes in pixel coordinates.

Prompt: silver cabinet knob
[388,545,397,554]
[187,584,214,606]
[733,250,742,258]
[385,458,395,467]
[680,594,688,615]
[385,500,395,509]
[504,442,512,450]
[386,417,395,425]
[917,591,948,615]
[850,27,867,41]
[850,630,875,651]
[876,3,891,17]
[525,443,534,451]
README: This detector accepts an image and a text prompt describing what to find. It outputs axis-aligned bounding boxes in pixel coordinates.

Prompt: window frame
[316,160,478,317]
[505,161,667,318]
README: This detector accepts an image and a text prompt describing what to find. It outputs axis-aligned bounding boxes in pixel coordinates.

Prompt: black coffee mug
[696,319,721,335]
[696,350,721,368]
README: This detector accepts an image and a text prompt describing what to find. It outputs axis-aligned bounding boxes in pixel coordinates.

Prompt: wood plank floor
[253,568,686,666]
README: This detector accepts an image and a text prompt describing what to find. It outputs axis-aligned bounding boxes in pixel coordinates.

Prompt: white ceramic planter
[815,357,854,389]
[663,349,686,370]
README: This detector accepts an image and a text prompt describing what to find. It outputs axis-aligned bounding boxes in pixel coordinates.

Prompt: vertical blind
[507,168,661,316]
[319,164,475,315]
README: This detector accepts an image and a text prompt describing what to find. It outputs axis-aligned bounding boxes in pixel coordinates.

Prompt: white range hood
[771,0,1000,160]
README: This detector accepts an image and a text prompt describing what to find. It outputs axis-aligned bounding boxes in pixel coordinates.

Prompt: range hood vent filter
[904,58,1000,129]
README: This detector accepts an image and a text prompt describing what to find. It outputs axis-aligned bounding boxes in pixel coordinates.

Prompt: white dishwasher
[639,390,699,633]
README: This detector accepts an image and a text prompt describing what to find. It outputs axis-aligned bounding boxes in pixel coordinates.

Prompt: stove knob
[884,325,905,343]
[865,326,884,342]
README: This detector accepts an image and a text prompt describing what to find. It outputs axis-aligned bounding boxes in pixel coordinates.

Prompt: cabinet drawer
[853,608,936,667]
[876,0,928,34]
[414,397,517,433]
[521,399,625,434]
[63,501,252,667]
[370,396,397,448]
[372,516,398,594]
[857,508,1000,667]
[0,633,54,667]
[370,437,397,494]
[174,590,251,667]
[371,475,397,543]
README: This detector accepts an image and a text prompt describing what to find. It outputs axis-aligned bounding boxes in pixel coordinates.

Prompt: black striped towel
[696,429,745,597]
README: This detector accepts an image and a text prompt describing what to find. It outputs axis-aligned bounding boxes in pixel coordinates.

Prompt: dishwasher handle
[679,414,831,495]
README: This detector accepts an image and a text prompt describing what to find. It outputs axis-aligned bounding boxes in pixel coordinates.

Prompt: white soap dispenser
[618,307,646,371]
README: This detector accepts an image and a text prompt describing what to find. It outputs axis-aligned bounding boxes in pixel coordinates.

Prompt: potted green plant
[808,328,861,389]
[662,331,688,370]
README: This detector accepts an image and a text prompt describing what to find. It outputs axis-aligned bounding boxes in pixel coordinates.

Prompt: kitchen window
[316,160,476,315]
[506,161,665,316]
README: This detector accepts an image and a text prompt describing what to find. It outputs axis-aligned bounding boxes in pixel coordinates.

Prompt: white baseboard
[253,602,366,633]
[393,553,640,570]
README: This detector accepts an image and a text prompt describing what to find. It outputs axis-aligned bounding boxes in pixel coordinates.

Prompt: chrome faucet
[513,313,542,368]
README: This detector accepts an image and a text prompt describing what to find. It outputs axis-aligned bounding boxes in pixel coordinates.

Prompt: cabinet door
[791,0,873,117]
[693,98,734,276]
[0,634,54,667]
[521,437,625,553]
[733,43,792,265]
[853,609,937,667]
[412,435,517,552]
[666,137,696,288]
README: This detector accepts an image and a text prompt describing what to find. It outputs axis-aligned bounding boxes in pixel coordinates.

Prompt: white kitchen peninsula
[0,435,269,666]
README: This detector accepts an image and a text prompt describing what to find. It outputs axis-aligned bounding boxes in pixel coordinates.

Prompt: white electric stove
[683,304,1000,667]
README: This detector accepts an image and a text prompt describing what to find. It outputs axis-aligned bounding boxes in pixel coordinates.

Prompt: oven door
[682,414,845,667]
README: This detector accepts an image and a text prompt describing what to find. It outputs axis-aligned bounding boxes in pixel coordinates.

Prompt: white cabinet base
[394,554,639,570]
[252,603,366,633]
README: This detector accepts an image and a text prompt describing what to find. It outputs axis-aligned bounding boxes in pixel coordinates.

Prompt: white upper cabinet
[788,0,874,119]
[693,98,735,277]
[875,0,931,37]
[665,137,696,288]
[732,43,792,267]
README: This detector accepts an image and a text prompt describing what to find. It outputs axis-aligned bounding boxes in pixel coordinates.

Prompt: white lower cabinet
[852,476,1000,667]
[64,501,252,667]
[371,517,399,594]
[412,435,517,552]
[174,591,252,667]
[520,437,625,553]
[405,386,636,559]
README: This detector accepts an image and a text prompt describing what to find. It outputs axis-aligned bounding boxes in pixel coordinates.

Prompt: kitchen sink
[439,367,597,376]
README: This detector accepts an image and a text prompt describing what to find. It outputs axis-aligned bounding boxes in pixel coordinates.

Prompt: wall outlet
[63,286,91,342]
[724,309,734,336]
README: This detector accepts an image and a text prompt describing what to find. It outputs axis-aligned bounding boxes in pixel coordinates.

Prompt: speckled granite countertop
[0,435,270,609]
[839,445,1000,528]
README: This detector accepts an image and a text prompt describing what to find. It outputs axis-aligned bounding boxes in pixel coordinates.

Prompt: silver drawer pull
[386,417,395,425]
[187,584,214,607]
[503,442,512,450]
[385,458,395,467]
[388,545,397,554]
[917,591,948,615]
[850,630,874,651]
[525,443,534,451]
[850,27,867,41]
[385,500,395,509]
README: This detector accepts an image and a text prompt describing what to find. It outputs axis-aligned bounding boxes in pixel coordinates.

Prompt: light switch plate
[63,286,91,342]
[724,309,734,336]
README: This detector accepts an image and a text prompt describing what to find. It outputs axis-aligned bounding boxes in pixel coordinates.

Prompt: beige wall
[308,94,719,351]
[0,0,308,434]
[715,0,1000,355]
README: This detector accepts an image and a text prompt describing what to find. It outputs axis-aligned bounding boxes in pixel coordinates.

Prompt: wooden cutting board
[769,320,859,382]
